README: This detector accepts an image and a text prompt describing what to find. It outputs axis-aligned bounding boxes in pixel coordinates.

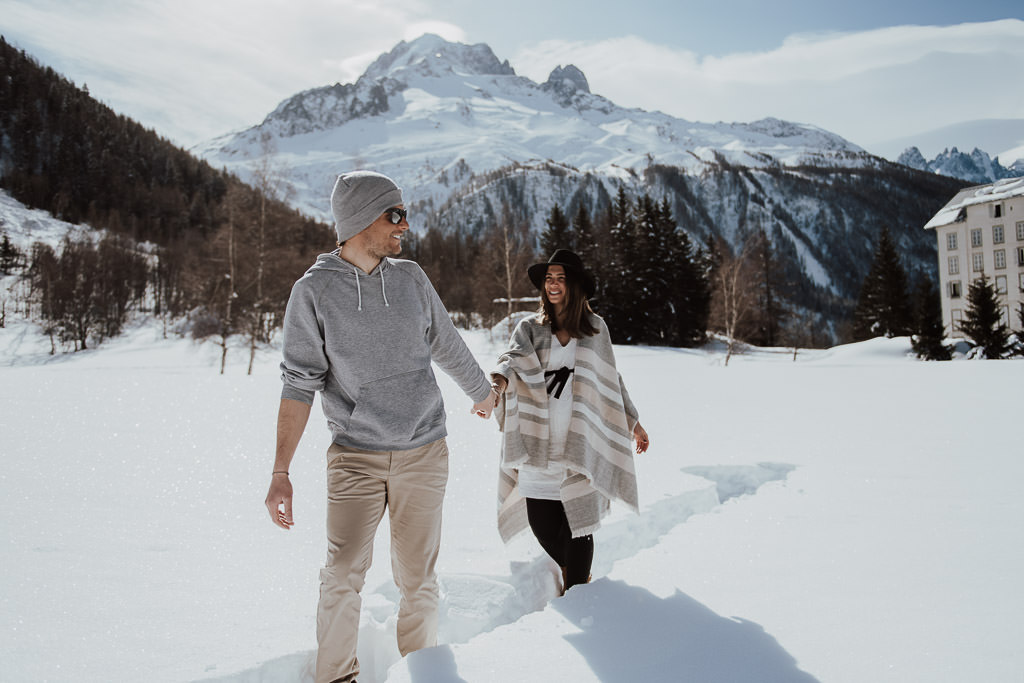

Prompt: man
[264,170,497,683]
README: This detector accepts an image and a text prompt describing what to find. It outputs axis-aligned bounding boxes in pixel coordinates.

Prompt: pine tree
[632,194,665,343]
[572,204,600,298]
[0,232,23,273]
[603,186,640,343]
[662,200,710,347]
[959,276,1012,358]
[853,226,912,340]
[540,203,572,256]
[1016,303,1024,357]
[746,227,787,347]
[910,276,951,360]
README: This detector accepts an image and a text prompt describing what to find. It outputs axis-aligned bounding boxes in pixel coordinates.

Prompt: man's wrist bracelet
[272,471,289,476]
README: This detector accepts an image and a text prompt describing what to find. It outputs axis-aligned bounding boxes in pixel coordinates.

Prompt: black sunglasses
[384,207,408,225]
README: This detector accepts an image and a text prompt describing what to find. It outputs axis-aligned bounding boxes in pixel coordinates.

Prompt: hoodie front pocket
[346,368,444,444]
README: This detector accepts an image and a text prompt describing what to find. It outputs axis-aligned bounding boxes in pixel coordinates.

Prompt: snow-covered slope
[1,324,1021,683]
[0,188,83,251]
[195,34,866,222]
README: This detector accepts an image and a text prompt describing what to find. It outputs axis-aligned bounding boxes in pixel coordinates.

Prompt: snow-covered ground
[1,319,1021,683]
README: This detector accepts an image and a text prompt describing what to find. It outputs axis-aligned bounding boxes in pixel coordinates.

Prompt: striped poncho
[493,313,640,542]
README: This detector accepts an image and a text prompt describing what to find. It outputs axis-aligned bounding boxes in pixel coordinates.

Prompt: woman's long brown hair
[538,269,598,338]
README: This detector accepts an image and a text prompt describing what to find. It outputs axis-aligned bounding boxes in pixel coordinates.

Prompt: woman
[490,249,649,594]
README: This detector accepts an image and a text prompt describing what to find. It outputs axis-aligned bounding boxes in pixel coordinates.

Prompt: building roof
[924,177,1024,230]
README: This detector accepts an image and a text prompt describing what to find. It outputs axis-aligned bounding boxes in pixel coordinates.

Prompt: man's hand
[471,388,498,419]
[265,473,294,530]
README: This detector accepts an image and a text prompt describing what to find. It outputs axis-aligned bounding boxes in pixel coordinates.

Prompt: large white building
[924,178,1024,336]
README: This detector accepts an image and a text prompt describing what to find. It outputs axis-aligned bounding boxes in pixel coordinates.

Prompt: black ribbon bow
[544,366,574,399]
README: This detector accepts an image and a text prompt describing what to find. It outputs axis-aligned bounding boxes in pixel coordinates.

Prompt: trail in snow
[201,464,795,683]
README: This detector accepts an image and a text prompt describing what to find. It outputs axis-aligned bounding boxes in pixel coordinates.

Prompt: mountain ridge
[195,34,965,342]
[896,145,1024,185]
[196,33,868,219]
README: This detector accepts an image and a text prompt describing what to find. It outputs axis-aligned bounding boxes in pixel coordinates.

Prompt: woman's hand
[490,375,508,408]
[633,423,650,454]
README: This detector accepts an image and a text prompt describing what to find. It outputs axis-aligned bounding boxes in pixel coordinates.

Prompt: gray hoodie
[280,252,492,451]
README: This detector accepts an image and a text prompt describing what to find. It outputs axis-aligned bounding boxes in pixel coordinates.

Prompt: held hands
[633,423,650,454]
[265,473,294,530]
[471,388,499,419]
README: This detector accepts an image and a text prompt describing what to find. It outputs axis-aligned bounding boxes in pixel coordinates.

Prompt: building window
[993,225,1005,244]
[995,249,1006,269]
[948,280,962,298]
[972,253,985,272]
[1018,247,1024,266]
[1020,272,1024,292]
[1000,306,1010,326]
[991,203,1003,218]
[1017,221,1024,241]
[995,275,1007,294]
[947,232,958,251]
[948,255,959,274]
[971,229,983,247]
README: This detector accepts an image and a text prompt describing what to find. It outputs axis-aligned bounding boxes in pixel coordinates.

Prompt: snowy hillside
[1,317,1021,682]
[0,188,84,251]
[195,34,866,222]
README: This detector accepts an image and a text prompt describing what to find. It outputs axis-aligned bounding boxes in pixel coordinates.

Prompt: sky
[2,0,1023,158]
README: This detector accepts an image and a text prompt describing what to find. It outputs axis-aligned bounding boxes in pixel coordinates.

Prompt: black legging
[525,498,593,590]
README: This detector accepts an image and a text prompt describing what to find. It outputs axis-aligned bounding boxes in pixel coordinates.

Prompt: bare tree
[245,133,294,374]
[218,186,243,374]
[708,237,758,366]
[781,311,816,361]
[485,204,535,337]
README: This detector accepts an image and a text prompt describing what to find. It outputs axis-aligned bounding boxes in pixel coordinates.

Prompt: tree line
[0,36,332,370]
[404,184,833,358]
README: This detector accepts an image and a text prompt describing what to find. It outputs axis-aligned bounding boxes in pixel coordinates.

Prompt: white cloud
[0,0,441,145]
[512,20,1024,152]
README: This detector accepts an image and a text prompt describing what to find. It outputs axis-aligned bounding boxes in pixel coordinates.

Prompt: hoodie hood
[309,250,393,311]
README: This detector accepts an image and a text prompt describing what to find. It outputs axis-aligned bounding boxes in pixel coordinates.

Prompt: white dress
[516,333,577,501]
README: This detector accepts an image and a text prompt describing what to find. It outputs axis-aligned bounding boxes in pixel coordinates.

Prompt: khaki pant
[316,438,449,683]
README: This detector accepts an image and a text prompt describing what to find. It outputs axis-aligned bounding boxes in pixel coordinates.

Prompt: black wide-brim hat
[528,249,596,298]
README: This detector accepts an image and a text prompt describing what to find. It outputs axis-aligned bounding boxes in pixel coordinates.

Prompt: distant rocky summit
[897,146,1024,185]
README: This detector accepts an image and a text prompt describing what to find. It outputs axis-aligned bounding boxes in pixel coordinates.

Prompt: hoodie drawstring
[353,268,363,311]
[351,264,389,310]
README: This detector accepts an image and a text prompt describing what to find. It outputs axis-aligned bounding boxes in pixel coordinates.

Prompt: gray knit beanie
[330,171,404,244]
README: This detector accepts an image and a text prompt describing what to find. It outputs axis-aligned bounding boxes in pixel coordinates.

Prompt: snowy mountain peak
[543,64,590,95]
[198,34,871,222]
[246,35,516,139]
[362,33,516,81]
[897,144,1024,184]
[895,146,929,171]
